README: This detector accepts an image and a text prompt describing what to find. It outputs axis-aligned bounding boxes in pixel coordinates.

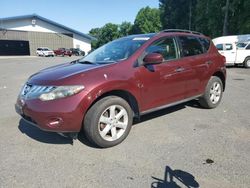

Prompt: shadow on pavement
[18,119,73,144]
[134,99,203,125]
[18,100,202,146]
[151,166,199,188]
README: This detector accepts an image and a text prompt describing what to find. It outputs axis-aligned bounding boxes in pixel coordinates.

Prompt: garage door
[0,40,30,55]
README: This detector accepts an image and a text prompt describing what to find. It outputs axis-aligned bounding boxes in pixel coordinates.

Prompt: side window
[179,36,204,57]
[199,37,210,52]
[216,44,223,51]
[145,37,178,61]
[246,44,250,50]
[225,44,233,51]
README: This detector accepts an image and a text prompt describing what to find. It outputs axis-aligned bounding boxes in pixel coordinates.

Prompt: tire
[199,76,223,109]
[244,57,250,68]
[83,96,133,148]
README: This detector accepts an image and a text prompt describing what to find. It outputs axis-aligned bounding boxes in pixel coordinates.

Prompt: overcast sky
[1,0,159,34]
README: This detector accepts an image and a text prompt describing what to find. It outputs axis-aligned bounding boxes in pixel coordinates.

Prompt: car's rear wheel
[244,57,250,68]
[83,96,133,148]
[199,76,223,109]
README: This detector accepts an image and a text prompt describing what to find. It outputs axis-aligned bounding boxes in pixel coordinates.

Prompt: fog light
[47,118,63,128]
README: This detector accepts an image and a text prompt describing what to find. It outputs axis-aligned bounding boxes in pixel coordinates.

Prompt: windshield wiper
[70,59,79,64]
[96,61,116,64]
[78,60,96,65]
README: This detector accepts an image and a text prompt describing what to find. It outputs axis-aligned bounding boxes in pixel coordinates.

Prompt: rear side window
[216,44,223,51]
[178,36,204,57]
[246,44,250,50]
[199,37,210,52]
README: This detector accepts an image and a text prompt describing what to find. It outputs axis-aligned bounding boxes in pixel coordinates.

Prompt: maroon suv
[15,30,226,148]
[54,48,72,57]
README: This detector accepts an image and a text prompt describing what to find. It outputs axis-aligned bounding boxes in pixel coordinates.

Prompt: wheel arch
[212,71,226,91]
[244,56,250,61]
[85,89,140,120]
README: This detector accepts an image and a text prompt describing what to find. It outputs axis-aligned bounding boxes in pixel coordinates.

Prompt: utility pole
[189,0,192,30]
[223,0,230,36]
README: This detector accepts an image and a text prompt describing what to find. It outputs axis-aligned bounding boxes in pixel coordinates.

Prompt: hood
[28,62,103,84]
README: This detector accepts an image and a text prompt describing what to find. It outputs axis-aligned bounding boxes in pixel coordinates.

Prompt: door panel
[138,59,193,112]
[219,43,236,64]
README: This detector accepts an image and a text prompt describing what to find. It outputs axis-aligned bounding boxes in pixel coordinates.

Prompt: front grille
[21,84,55,99]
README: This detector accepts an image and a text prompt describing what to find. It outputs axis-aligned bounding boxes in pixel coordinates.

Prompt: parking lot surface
[0,57,249,188]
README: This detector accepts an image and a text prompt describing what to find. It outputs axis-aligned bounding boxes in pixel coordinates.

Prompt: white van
[213,35,250,68]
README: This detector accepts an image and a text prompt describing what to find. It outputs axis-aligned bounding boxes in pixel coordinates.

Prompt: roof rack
[161,29,203,36]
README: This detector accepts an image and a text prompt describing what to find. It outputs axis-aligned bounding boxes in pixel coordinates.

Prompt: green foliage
[88,1,250,49]
[195,0,225,37]
[133,6,162,34]
[160,0,249,38]
[89,23,119,49]
[119,21,133,37]
[160,0,197,30]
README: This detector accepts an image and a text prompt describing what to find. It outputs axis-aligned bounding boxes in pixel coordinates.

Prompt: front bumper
[15,92,89,133]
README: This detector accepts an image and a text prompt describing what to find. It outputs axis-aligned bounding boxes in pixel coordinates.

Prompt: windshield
[43,48,51,51]
[79,36,153,64]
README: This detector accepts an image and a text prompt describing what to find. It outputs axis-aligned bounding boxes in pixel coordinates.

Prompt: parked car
[36,47,55,57]
[54,48,72,57]
[70,48,85,56]
[213,35,250,68]
[15,29,226,148]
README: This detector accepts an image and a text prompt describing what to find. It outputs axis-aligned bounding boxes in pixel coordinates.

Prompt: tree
[89,28,101,49]
[223,0,230,35]
[119,21,133,37]
[133,6,162,34]
[195,0,225,37]
[160,0,197,30]
[89,23,119,49]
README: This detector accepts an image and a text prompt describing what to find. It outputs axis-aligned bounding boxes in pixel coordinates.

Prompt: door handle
[175,67,185,72]
[206,60,213,65]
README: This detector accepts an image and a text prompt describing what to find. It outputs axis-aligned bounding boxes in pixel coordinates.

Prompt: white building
[0,14,95,55]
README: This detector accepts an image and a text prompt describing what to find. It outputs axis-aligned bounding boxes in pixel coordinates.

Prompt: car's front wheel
[83,96,133,148]
[199,76,223,109]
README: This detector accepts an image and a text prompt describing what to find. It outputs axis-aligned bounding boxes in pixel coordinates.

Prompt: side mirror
[143,53,163,65]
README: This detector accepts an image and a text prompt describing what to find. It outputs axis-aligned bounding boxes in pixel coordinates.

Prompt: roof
[0,14,95,41]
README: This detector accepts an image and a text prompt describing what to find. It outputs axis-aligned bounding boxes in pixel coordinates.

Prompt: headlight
[39,85,85,101]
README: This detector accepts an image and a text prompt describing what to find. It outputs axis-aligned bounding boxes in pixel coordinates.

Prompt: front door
[137,37,193,112]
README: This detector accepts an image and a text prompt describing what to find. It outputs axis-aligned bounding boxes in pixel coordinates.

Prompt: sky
[1,0,159,34]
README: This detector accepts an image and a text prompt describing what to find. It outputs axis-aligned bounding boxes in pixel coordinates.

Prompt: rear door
[177,36,210,98]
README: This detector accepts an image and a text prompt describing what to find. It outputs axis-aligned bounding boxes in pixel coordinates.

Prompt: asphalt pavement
[0,56,249,188]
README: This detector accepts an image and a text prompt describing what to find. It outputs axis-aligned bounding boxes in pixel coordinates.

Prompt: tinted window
[179,36,204,57]
[199,37,210,52]
[216,44,223,51]
[145,38,178,61]
[246,44,250,50]
[37,48,41,51]
[237,42,248,48]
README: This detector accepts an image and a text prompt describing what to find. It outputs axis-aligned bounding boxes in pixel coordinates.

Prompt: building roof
[0,14,95,41]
